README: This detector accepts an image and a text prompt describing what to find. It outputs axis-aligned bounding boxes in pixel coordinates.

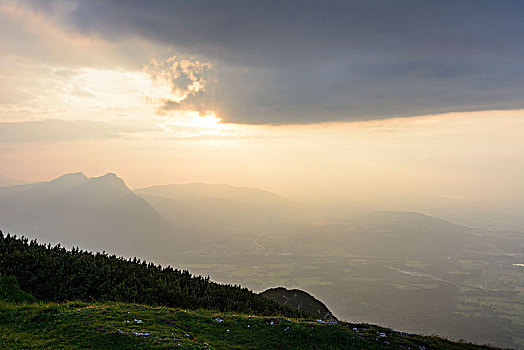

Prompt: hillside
[0,232,303,318]
[0,300,500,350]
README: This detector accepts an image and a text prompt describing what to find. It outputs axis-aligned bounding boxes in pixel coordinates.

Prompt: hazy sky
[1,0,523,210]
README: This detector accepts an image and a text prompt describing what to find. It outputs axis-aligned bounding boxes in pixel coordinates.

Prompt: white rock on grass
[133,332,149,336]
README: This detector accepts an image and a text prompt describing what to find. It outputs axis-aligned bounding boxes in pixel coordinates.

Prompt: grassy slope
[0,301,498,350]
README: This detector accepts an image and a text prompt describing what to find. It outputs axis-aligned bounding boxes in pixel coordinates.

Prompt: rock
[260,287,337,321]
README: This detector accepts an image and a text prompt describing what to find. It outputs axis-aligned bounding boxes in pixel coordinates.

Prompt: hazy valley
[1,172,522,348]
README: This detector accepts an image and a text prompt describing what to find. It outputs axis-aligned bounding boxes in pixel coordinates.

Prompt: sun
[192,113,222,129]
[157,110,236,138]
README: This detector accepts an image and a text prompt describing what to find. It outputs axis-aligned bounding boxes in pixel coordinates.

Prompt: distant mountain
[135,183,302,237]
[0,173,189,262]
[290,211,483,258]
[137,183,293,205]
[261,287,337,320]
[0,174,27,187]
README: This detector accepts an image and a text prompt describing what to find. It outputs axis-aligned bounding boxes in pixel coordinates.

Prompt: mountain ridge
[0,172,189,262]
[0,174,27,187]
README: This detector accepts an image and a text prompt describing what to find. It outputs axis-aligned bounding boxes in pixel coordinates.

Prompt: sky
[0,0,523,211]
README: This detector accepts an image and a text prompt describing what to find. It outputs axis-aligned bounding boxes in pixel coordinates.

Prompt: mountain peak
[100,172,117,178]
[87,173,131,193]
[48,172,88,186]
[91,172,123,183]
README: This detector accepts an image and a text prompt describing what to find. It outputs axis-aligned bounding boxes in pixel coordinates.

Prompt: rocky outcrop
[261,287,337,320]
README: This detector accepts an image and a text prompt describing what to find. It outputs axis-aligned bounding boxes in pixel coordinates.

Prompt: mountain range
[0,172,492,261]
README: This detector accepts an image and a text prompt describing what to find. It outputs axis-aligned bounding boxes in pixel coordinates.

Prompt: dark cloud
[26,0,524,124]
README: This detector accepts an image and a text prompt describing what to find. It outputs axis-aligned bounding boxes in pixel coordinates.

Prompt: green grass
[0,274,36,303]
[0,301,500,349]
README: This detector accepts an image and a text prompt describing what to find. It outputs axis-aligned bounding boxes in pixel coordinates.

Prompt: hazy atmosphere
[1,1,523,349]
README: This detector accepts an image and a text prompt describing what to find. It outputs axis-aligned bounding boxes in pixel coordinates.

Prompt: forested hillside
[0,232,305,318]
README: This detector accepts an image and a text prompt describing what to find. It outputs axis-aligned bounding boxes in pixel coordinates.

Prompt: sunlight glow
[191,113,222,129]
[155,111,238,139]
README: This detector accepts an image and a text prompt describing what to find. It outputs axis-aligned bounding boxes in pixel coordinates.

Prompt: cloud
[144,56,216,115]
[15,0,524,124]
[0,119,160,143]
[0,0,134,69]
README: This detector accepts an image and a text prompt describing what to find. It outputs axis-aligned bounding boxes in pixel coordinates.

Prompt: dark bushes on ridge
[0,231,306,318]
